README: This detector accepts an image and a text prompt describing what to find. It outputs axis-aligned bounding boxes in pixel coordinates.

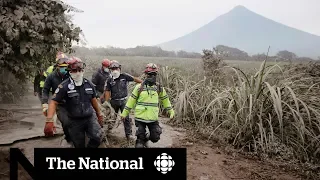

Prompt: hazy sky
[63,0,320,48]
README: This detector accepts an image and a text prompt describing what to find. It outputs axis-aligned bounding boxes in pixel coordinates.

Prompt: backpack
[136,81,163,100]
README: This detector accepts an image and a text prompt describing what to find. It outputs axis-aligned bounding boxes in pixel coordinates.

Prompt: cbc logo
[154,153,175,174]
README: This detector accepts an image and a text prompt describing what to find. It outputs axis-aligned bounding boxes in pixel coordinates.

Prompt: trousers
[110,99,132,138]
[68,115,102,148]
[56,105,71,142]
[135,120,162,148]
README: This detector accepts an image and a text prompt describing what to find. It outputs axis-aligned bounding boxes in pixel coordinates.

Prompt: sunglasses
[69,68,84,73]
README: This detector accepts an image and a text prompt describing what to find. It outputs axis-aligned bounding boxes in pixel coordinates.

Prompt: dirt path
[0,85,306,180]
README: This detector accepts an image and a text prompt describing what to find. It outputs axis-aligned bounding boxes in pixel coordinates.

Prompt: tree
[276,50,297,61]
[0,0,82,81]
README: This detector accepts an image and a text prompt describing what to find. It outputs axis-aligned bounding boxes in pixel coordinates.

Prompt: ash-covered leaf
[14,66,19,72]
[14,9,24,19]
[20,42,28,54]
[30,48,35,56]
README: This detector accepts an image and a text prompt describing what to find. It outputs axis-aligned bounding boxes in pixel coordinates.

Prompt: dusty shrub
[0,69,26,103]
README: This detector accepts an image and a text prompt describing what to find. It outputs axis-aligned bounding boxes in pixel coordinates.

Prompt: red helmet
[102,59,111,67]
[144,63,158,74]
[109,60,121,69]
[67,57,86,71]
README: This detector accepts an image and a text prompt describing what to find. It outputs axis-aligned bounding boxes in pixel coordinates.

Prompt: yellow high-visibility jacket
[121,83,174,123]
[40,65,54,89]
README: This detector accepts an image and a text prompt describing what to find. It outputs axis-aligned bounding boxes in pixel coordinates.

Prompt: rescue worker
[91,59,112,102]
[104,60,143,142]
[41,52,67,94]
[44,57,103,148]
[120,63,175,148]
[41,54,72,147]
[33,68,45,103]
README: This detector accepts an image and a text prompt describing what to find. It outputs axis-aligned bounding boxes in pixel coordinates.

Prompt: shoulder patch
[55,88,59,94]
[68,83,75,90]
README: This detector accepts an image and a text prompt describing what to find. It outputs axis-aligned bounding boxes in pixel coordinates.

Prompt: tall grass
[159,60,320,164]
[81,54,319,163]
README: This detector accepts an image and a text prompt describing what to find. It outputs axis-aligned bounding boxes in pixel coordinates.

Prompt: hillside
[158,5,320,58]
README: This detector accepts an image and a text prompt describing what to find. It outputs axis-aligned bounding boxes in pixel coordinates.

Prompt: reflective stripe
[160,95,168,100]
[136,102,158,107]
[165,107,173,111]
[111,97,127,101]
[142,87,158,91]
[40,81,45,88]
[124,106,131,111]
[131,94,137,99]
[135,117,157,123]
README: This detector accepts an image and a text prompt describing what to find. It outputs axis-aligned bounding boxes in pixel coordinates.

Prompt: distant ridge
[157,5,320,58]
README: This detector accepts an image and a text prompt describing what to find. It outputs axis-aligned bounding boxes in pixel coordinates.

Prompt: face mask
[104,68,110,73]
[111,70,120,79]
[145,75,157,85]
[70,71,84,86]
[59,67,67,75]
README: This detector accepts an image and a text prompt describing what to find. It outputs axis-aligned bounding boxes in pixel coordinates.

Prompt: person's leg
[147,121,162,143]
[56,106,72,145]
[134,120,147,148]
[37,92,42,103]
[86,115,102,148]
[68,119,86,148]
[120,100,133,139]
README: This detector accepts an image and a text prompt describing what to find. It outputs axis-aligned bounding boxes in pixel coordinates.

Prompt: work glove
[42,104,48,116]
[169,109,175,120]
[96,113,104,127]
[44,118,56,137]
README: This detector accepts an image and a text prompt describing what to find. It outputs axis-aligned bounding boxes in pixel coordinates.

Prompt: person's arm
[90,85,103,127]
[44,84,66,136]
[91,98,101,114]
[123,73,142,83]
[47,100,58,119]
[133,77,143,83]
[104,78,112,101]
[34,74,39,94]
[41,74,52,104]
[121,84,139,119]
[158,87,174,119]
[104,91,111,101]
[91,71,99,87]
[47,84,66,119]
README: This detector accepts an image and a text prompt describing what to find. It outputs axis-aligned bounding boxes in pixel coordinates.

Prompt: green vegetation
[0,0,82,103]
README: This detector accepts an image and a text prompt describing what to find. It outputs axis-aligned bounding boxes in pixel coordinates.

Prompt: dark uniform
[33,70,45,102]
[42,71,70,142]
[51,77,102,148]
[91,68,111,97]
[105,73,134,138]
